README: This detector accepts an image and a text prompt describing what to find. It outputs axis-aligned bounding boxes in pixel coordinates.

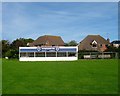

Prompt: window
[20,52,26,57]
[92,44,97,47]
[68,52,76,57]
[28,52,34,57]
[20,52,34,57]
[57,52,66,57]
[36,52,45,57]
[92,40,97,45]
[106,44,108,47]
[100,44,102,47]
[91,40,97,48]
[46,52,56,57]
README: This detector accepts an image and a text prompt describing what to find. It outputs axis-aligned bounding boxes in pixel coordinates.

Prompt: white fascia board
[19,47,37,49]
[92,40,97,44]
[19,46,78,49]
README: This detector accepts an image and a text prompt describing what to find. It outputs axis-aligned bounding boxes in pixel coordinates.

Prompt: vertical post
[56,52,57,57]
[90,52,91,59]
[77,52,78,58]
[34,52,35,57]
[102,52,104,59]
[115,52,118,59]
[45,52,46,57]
[112,52,113,59]
[66,52,68,57]
[77,46,78,60]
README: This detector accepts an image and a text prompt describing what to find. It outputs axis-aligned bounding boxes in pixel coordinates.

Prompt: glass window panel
[28,52,34,57]
[46,52,56,57]
[57,52,66,57]
[36,52,45,57]
[20,52,26,57]
[68,52,76,57]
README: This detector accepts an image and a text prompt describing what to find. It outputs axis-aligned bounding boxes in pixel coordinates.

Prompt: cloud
[2,2,118,42]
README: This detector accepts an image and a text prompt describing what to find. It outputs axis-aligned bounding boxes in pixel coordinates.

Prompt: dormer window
[92,40,97,45]
[91,40,97,48]
[92,44,97,47]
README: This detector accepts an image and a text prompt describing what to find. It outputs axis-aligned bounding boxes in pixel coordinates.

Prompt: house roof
[29,35,64,46]
[111,40,120,44]
[78,35,110,50]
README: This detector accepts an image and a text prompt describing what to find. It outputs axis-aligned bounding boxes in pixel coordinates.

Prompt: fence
[78,52,119,59]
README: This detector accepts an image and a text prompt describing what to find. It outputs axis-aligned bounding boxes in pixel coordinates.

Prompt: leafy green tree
[0,41,2,58]
[2,40,10,58]
[1,38,34,58]
[65,40,78,46]
[105,46,118,52]
[105,45,120,59]
[11,38,34,49]
[5,49,18,58]
[64,43,69,46]
[9,38,34,58]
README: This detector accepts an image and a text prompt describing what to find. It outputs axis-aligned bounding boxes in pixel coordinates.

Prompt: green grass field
[2,59,118,94]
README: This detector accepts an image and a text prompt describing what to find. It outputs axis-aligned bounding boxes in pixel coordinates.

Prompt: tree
[65,40,78,46]
[2,40,10,58]
[5,49,18,59]
[10,38,34,50]
[11,38,25,49]
[0,41,1,58]
[105,45,120,59]
[9,38,34,58]
[1,38,34,59]
[105,46,118,52]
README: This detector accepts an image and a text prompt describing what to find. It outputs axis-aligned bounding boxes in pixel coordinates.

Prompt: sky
[0,2,2,40]
[2,0,120,2]
[2,2,118,43]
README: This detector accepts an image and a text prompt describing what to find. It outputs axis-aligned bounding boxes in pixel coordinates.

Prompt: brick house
[78,35,110,52]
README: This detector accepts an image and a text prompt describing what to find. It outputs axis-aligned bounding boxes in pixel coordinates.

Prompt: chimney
[107,38,110,43]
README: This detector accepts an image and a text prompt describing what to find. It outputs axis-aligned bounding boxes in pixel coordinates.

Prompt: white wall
[113,44,120,48]
[19,57,77,61]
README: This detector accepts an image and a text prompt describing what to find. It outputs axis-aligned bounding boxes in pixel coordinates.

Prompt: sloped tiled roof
[78,35,110,51]
[29,35,64,46]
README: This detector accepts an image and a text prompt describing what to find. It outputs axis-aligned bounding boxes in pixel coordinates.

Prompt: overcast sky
[2,2,118,43]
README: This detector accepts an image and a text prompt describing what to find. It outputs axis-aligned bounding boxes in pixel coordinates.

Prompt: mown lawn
[2,59,118,94]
